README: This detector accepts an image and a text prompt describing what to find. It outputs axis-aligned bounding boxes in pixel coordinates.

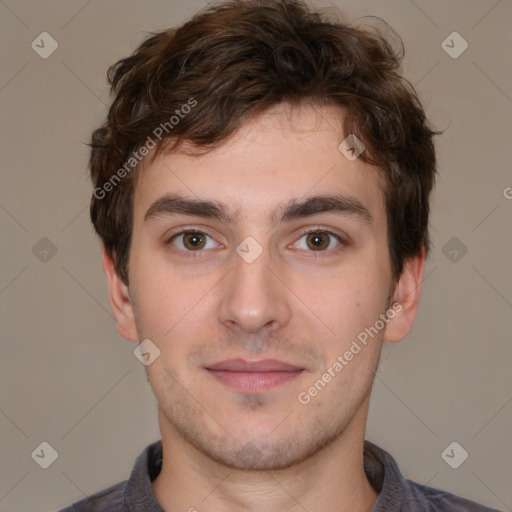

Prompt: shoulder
[364,441,502,512]
[57,440,162,511]
[57,480,126,511]
[402,477,503,512]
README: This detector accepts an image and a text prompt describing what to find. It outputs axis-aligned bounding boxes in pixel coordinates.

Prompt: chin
[169,410,350,472]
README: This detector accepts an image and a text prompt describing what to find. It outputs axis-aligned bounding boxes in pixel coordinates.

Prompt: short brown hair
[89,0,438,285]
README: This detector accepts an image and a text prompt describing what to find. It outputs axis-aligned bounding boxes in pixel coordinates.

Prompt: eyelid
[289,227,346,252]
[165,226,220,243]
[165,227,224,256]
[165,226,347,255]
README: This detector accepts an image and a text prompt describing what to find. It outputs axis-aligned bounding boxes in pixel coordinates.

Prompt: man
[60,0,499,510]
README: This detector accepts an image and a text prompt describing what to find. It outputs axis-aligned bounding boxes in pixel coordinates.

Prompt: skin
[104,103,425,512]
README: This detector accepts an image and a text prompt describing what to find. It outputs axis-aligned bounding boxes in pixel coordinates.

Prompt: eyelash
[293,229,345,256]
[165,227,346,258]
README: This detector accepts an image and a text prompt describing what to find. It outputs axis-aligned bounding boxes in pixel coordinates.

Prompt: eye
[292,230,343,252]
[168,230,220,251]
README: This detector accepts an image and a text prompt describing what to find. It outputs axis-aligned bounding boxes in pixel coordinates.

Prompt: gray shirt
[58,440,501,511]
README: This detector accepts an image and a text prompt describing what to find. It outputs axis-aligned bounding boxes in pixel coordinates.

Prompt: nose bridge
[217,239,291,333]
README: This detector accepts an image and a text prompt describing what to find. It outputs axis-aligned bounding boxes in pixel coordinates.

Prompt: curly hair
[89,0,438,284]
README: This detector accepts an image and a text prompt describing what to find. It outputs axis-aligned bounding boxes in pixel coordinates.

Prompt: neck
[152,401,379,512]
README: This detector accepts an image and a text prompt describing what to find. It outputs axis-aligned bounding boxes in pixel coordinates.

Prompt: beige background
[1,0,511,511]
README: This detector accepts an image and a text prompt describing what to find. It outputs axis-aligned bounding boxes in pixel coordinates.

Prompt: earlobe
[102,248,139,341]
[383,249,425,344]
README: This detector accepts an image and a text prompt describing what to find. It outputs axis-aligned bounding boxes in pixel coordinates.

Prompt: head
[91,0,437,471]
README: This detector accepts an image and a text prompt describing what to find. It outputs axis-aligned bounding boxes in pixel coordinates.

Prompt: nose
[217,243,292,334]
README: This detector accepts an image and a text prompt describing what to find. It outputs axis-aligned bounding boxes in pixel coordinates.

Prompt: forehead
[133,103,386,228]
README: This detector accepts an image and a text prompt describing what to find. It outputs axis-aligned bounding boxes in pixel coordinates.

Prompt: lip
[205,358,304,392]
[206,358,303,372]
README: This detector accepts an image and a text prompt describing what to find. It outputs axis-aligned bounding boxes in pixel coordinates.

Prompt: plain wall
[0,0,511,510]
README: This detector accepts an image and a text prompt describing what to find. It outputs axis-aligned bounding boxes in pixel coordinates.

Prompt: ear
[383,248,425,343]
[102,248,138,341]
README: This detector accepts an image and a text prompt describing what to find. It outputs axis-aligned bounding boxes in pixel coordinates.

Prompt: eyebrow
[144,195,236,224]
[144,193,373,226]
[279,194,372,225]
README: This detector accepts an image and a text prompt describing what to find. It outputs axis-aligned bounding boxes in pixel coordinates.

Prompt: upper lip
[205,358,303,372]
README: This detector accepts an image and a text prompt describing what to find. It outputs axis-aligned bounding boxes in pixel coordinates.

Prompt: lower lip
[207,370,303,392]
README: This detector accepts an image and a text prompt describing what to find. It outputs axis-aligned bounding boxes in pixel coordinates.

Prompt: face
[107,103,421,471]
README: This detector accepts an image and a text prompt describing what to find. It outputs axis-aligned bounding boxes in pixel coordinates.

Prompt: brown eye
[305,232,332,251]
[169,231,217,252]
[292,230,343,252]
[182,232,206,250]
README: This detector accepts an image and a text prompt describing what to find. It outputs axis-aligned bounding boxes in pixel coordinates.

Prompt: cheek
[130,267,190,343]
[295,265,388,340]
[130,267,220,375]
[129,240,208,329]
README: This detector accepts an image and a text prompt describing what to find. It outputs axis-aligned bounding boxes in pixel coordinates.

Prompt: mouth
[205,358,305,392]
